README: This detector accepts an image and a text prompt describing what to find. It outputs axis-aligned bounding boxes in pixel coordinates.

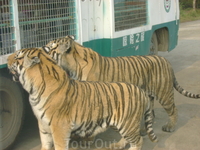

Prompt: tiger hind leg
[127,136,143,150]
[161,94,178,132]
[121,129,143,150]
[110,136,143,150]
[110,126,142,150]
[140,95,155,136]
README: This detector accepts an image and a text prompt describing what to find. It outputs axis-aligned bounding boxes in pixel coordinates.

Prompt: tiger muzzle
[9,68,20,82]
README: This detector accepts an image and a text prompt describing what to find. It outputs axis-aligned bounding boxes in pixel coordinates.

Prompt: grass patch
[180,8,200,22]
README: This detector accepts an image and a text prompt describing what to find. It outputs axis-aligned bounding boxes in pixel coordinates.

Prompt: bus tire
[150,32,158,55]
[0,76,24,150]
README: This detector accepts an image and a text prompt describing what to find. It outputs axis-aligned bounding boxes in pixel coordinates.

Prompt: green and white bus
[0,0,179,149]
[80,0,179,56]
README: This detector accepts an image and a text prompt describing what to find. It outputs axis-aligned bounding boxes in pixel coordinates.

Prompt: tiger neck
[72,44,105,81]
[71,44,95,80]
[23,63,70,105]
[84,51,106,81]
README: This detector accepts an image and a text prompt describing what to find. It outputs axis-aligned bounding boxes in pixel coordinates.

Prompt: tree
[193,0,196,10]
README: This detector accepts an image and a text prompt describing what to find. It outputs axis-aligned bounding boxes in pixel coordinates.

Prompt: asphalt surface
[11,20,200,150]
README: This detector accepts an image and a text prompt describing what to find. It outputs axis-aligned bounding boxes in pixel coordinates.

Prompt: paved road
[11,20,200,150]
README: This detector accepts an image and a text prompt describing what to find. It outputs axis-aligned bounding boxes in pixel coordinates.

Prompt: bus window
[114,0,147,32]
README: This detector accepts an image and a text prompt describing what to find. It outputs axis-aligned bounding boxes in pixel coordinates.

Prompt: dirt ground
[11,20,200,150]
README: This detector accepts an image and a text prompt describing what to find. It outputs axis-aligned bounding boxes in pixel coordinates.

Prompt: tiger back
[7,48,158,150]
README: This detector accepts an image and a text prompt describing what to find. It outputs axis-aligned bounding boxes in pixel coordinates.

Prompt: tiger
[44,35,200,133]
[7,48,158,150]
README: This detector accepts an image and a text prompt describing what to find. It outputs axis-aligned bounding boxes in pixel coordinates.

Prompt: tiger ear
[66,35,75,40]
[24,54,40,68]
[42,46,50,53]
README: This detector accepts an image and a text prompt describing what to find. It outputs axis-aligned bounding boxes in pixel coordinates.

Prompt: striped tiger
[7,48,158,150]
[44,35,200,133]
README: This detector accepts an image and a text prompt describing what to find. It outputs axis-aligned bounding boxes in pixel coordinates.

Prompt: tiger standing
[44,35,200,133]
[7,48,158,150]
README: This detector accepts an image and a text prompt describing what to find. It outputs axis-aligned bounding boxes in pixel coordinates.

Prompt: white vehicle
[0,0,179,149]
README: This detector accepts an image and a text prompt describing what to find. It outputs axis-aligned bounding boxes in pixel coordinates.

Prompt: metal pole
[11,0,21,51]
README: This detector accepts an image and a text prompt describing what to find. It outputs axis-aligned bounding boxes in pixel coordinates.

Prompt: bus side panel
[83,39,112,57]
[82,29,151,57]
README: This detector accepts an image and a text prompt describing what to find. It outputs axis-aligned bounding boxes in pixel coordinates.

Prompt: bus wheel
[150,32,158,55]
[0,76,24,150]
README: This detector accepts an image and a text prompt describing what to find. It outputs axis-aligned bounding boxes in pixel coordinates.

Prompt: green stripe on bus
[0,64,7,69]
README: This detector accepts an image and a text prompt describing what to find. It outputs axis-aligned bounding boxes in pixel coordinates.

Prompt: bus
[0,0,179,149]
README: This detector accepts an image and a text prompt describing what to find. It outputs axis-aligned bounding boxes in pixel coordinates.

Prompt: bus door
[80,0,111,56]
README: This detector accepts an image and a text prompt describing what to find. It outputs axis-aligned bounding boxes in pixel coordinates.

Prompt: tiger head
[44,35,75,58]
[7,48,59,82]
[7,48,42,82]
[43,35,76,67]
[43,35,93,80]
